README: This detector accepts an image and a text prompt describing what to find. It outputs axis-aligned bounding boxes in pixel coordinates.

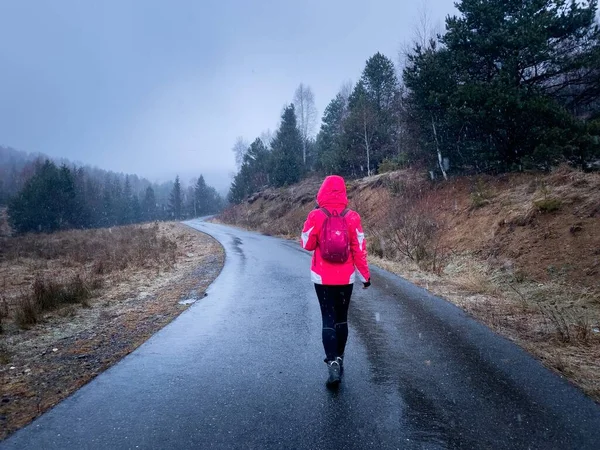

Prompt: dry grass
[13,275,98,329]
[0,222,224,439]
[0,207,11,237]
[0,222,178,331]
[0,222,177,270]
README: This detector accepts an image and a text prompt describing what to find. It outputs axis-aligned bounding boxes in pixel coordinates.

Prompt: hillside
[220,167,600,400]
[0,146,170,205]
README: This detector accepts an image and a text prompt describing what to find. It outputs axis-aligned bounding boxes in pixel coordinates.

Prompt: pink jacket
[300,176,370,285]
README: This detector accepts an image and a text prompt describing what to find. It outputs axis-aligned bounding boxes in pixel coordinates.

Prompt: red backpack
[319,208,350,263]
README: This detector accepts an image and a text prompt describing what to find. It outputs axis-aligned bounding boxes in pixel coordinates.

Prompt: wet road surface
[3,220,600,449]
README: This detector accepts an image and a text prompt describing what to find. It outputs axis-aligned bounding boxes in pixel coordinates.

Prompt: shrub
[534,198,562,212]
[14,297,38,329]
[32,275,93,310]
[384,178,406,197]
[533,183,562,213]
[388,197,449,274]
[14,274,97,329]
[470,178,493,209]
[0,296,8,333]
[378,154,410,173]
[0,344,10,364]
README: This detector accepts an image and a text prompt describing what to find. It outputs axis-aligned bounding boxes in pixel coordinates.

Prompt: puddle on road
[179,298,197,305]
[178,293,207,305]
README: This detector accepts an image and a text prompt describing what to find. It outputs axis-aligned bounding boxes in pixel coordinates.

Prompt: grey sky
[0,0,457,191]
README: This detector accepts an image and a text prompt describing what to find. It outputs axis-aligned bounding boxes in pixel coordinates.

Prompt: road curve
[2,220,600,449]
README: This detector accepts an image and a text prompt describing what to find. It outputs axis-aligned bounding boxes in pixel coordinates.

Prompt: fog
[0,0,457,192]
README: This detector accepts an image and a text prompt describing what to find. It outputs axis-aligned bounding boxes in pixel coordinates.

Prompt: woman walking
[300,175,371,387]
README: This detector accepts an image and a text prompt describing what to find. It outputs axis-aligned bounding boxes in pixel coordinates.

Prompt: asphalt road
[2,220,600,449]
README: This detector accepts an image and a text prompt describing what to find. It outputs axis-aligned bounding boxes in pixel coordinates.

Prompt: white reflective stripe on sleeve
[355,268,367,283]
[348,272,356,284]
[357,229,365,251]
[301,226,314,248]
[311,270,323,284]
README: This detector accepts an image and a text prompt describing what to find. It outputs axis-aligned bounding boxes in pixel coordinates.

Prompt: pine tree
[228,136,273,204]
[122,176,134,224]
[346,53,399,174]
[404,0,600,172]
[361,52,397,112]
[194,175,208,216]
[131,194,142,224]
[169,176,182,220]
[270,105,303,187]
[142,186,157,221]
[244,138,270,189]
[316,92,352,175]
[228,167,251,204]
[8,160,79,233]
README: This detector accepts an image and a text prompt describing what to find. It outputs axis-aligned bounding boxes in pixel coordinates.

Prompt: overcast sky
[0,0,457,191]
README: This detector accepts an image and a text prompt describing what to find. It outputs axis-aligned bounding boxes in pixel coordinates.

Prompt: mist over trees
[228,0,600,204]
[1,148,224,234]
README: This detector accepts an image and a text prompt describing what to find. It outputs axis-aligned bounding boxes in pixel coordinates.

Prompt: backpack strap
[321,207,349,217]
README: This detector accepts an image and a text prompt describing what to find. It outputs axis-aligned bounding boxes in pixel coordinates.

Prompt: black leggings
[315,284,353,362]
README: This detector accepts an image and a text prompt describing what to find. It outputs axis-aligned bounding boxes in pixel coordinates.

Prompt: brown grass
[0,207,11,237]
[0,222,179,331]
[0,222,224,439]
[0,222,177,270]
[13,275,99,329]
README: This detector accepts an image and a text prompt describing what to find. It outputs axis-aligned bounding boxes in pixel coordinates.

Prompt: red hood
[317,175,348,209]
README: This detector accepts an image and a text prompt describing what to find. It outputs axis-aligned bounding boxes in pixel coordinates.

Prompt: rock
[570,223,583,234]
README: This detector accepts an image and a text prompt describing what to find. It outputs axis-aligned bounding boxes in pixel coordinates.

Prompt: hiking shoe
[326,360,341,386]
[336,356,344,376]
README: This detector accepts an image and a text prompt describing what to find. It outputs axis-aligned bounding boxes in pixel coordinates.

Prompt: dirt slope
[223,168,599,287]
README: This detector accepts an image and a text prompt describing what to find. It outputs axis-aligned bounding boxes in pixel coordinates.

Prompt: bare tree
[339,80,353,105]
[399,1,442,72]
[232,137,249,169]
[398,1,448,178]
[259,129,274,148]
[293,83,318,165]
[413,2,437,49]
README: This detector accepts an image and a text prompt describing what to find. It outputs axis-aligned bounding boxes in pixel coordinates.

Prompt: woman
[300,175,371,387]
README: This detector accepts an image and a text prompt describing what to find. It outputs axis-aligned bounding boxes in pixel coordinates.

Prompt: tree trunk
[431,116,448,180]
[303,140,306,165]
[363,110,371,177]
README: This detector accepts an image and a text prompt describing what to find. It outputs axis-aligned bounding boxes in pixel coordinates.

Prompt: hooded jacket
[300,175,370,285]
